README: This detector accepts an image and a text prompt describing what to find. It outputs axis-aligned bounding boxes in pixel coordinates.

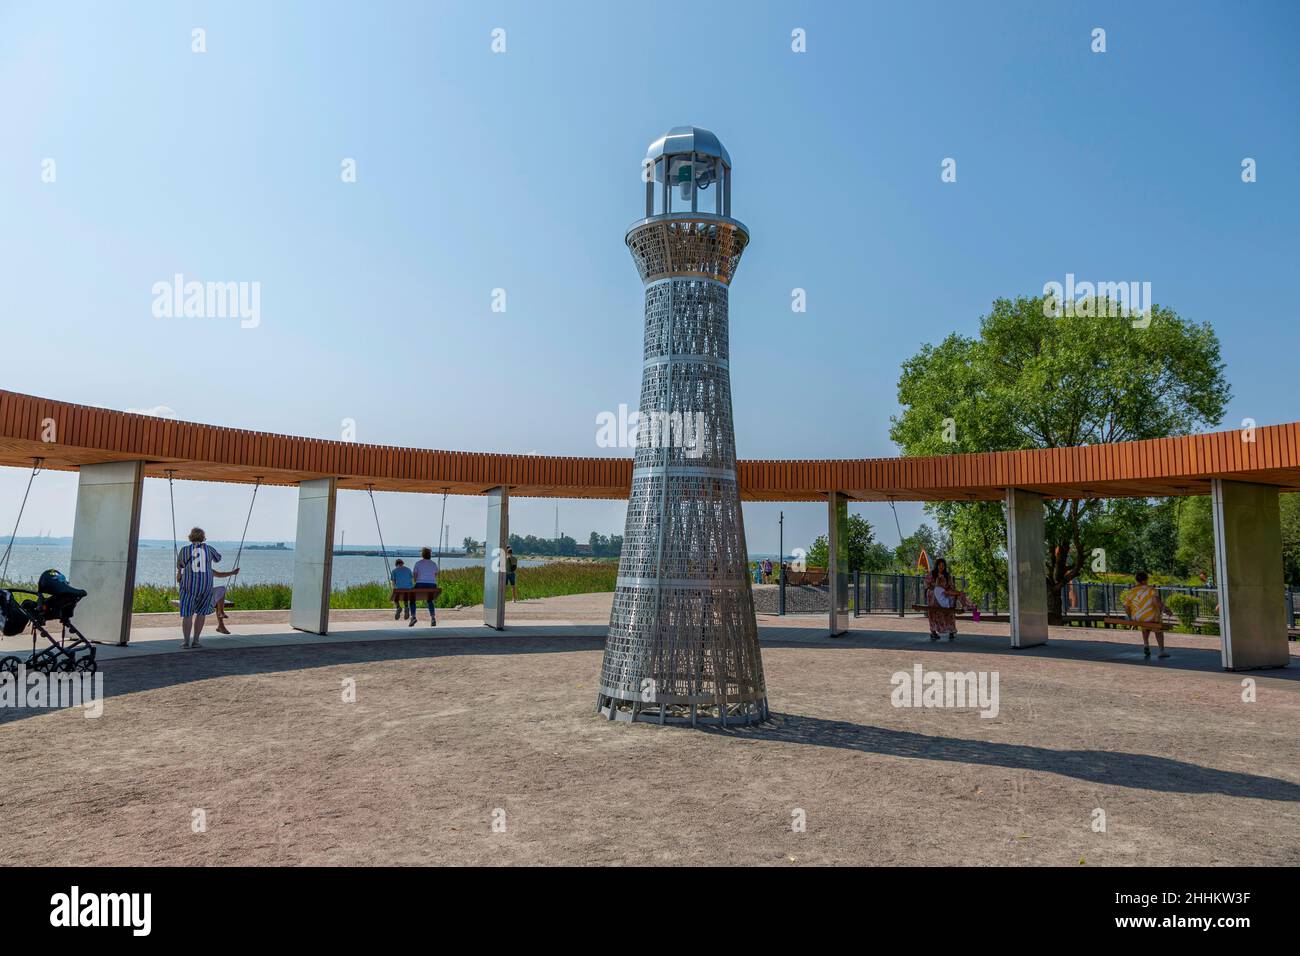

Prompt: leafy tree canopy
[1175,494,1300,588]
[890,295,1230,619]
[894,523,949,571]
[807,513,891,572]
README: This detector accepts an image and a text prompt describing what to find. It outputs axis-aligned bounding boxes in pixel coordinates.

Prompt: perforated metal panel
[597,213,767,726]
[626,217,750,284]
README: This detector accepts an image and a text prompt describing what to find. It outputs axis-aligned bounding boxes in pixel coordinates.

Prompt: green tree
[807,513,884,572]
[1096,498,1182,576]
[1282,494,1300,588]
[1175,496,1215,577]
[926,500,1007,600]
[894,528,935,572]
[891,295,1229,622]
[894,522,956,574]
[863,541,894,572]
[1175,493,1300,587]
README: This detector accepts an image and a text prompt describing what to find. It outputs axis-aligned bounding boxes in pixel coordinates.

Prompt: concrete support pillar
[1211,479,1289,670]
[483,486,509,630]
[290,478,336,635]
[69,460,145,646]
[827,491,849,637]
[1005,487,1048,648]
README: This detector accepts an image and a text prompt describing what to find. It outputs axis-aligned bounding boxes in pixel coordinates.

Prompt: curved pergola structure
[1,388,1293,671]
[3,389,1298,501]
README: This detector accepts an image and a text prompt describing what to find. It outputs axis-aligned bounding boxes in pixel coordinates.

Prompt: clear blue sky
[2,0,1297,555]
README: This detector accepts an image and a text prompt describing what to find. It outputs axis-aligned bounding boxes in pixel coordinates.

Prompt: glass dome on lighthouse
[643,125,732,218]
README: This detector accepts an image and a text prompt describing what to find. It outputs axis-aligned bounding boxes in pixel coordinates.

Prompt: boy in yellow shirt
[1122,571,1171,659]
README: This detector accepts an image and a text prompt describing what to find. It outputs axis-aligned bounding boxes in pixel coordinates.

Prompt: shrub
[131,562,617,613]
[1166,593,1200,630]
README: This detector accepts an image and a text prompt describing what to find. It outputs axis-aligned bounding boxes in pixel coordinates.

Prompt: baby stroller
[0,569,97,676]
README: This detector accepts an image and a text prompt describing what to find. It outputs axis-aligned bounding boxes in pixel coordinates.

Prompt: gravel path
[2,595,1295,866]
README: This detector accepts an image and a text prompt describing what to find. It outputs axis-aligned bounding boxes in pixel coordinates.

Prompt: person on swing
[176,528,238,648]
[390,558,415,622]
[411,547,439,627]
[1122,571,1172,658]
[924,557,977,640]
[211,574,239,635]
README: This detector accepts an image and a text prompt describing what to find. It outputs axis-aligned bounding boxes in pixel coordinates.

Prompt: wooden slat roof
[2,389,1298,502]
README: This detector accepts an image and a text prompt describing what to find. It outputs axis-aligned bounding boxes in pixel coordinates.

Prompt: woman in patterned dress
[925,557,975,641]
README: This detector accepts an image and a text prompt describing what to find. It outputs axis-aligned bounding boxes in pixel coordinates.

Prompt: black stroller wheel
[0,656,19,675]
[55,657,77,672]
[74,657,97,674]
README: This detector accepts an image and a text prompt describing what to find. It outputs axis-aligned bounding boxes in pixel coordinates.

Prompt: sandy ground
[2,595,1297,866]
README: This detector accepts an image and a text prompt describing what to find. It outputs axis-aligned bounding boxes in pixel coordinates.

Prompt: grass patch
[129,562,617,613]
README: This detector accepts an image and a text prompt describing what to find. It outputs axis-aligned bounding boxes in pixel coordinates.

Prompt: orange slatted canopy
[2,390,1299,501]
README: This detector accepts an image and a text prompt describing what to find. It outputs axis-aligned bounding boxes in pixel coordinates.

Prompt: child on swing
[211,571,239,635]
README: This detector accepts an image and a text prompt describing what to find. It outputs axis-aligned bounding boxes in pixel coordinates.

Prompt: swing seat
[391,587,442,602]
[1103,616,1173,631]
[911,603,989,619]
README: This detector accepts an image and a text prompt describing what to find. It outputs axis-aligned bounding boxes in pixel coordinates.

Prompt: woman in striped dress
[177,527,223,649]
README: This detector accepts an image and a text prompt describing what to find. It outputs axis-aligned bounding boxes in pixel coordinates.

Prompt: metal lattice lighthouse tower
[597,126,767,725]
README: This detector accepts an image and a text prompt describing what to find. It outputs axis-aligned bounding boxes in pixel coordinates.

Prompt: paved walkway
[2,591,1293,681]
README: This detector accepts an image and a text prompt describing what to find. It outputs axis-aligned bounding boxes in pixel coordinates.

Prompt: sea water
[0,543,539,589]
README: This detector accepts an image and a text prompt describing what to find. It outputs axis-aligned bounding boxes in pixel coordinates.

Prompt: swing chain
[165,469,179,573]
[437,488,449,562]
[366,484,392,581]
[888,497,905,547]
[230,477,262,589]
[0,457,44,587]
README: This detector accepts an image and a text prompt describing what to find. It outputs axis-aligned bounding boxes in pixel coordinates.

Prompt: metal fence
[772,570,1001,617]
[774,570,1299,629]
[1061,581,1221,622]
[1064,582,1300,631]
[851,572,966,616]
[774,570,941,616]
